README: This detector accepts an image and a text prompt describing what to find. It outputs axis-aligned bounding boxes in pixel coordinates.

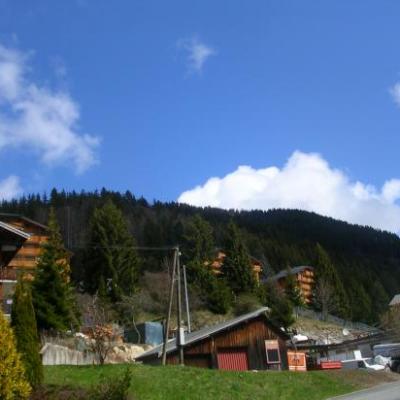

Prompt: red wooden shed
[136,307,289,371]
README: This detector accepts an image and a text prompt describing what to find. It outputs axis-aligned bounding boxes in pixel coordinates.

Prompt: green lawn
[43,365,396,400]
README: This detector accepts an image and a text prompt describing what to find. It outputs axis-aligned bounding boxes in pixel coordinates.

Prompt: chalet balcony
[0,267,17,281]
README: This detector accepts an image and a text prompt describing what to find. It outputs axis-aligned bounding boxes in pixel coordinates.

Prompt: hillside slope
[1,189,399,323]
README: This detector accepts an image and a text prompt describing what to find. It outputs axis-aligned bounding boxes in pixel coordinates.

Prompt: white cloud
[0,42,99,173]
[178,151,400,233]
[178,37,216,74]
[0,175,22,201]
[390,82,400,107]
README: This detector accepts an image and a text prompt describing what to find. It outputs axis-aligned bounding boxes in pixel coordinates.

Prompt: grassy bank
[43,365,398,400]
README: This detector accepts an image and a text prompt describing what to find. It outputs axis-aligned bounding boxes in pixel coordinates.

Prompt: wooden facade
[206,251,262,283]
[137,309,288,370]
[0,214,49,314]
[272,266,315,304]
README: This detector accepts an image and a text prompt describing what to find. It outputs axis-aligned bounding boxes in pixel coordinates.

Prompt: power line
[67,245,178,251]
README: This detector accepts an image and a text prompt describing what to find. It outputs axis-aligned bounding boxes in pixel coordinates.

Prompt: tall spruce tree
[313,244,350,318]
[85,200,139,301]
[11,278,43,388]
[261,282,294,329]
[32,208,76,331]
[183,215,232,314]
[285,268,304,320]
[221,221,256,295]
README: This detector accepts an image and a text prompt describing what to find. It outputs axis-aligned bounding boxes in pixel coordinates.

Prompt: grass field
[43,364,399,400]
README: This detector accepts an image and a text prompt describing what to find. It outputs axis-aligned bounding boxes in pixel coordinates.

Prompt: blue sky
[1,0,400,231]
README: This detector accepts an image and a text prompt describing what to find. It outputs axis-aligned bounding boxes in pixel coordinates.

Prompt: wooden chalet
[136,307,289,371]
[268,266,315,304]
[206,251,262,283]
[0,214,49,314]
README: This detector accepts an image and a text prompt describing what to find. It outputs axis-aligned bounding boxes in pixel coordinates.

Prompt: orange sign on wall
[287,351,307,371]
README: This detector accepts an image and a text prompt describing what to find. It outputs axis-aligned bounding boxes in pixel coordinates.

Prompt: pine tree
[32,208,76,331]
[85,200,139,301]
[221,221,256,294]
[183,215,214,263]
[313,244,350,318]
[11,278,43,388]
[284,268,304,308]
[183,215,232,314]
[0,310,31,400]
[261,282,294,329]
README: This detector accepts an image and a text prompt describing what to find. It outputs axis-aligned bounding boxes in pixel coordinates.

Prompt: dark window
[267,348,280,363]
[265,340,281,365]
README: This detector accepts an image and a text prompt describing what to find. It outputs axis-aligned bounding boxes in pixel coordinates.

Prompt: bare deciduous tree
[84,294,118,365]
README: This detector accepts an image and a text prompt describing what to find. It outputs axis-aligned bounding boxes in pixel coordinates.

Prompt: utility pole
[161,249,177,365]
[183,265,191,333]
[176,247,184,365]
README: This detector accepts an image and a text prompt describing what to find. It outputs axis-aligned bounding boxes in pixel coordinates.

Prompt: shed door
[217,348,249,371]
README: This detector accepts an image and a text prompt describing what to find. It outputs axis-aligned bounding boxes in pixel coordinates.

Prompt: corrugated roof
[136,307,278,360]
[389,294,400,306]
[266,266,314,282]
[0,221,30,239]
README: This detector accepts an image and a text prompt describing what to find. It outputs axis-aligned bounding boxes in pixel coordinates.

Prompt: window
[265,340,281,365]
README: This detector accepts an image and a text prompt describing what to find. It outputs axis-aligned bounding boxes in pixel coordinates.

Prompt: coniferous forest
[1,188,399,325]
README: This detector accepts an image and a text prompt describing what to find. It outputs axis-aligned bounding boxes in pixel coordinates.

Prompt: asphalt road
[328,381,400,400]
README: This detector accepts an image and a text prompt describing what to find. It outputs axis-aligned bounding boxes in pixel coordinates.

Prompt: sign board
[287,351,307,371]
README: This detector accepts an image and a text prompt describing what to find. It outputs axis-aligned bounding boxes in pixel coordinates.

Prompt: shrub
[91,367,133,400]
[11,278,44,388]
[0,310,31,400]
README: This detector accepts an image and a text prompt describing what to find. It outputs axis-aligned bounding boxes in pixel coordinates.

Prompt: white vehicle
[341,358,385,371]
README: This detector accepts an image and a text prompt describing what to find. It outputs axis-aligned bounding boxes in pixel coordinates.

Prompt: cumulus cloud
[178,36,216,74]
[0,42,99,173]
[0,175,22,200]
[178,151,400,233]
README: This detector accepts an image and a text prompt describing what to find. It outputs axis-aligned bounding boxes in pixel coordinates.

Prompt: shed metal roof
[136,307,284,360]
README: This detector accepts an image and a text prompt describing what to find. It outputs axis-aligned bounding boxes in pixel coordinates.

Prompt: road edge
[327,379,400,400]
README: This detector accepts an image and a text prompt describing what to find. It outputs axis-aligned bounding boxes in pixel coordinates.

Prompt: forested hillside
[1,188,399,324]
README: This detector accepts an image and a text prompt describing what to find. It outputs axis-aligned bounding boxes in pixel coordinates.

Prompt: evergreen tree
[261,282,294,329]
[32,208,76,331]
[85,200,139,301]
[313,244,350,318]
[347,278,372,323]
[183,215,214,263]
[11,278,43,388]
[221,221,256,294]
[284,268,304,308]
[0,310,31,399]
[183,215,232,314]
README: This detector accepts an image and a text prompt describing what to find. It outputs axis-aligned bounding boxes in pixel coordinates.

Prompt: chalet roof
[136,307,287,361]
[0,220,31,239]
[389,294,400,307]
[267,266,314,282]
[0,213,48,231]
